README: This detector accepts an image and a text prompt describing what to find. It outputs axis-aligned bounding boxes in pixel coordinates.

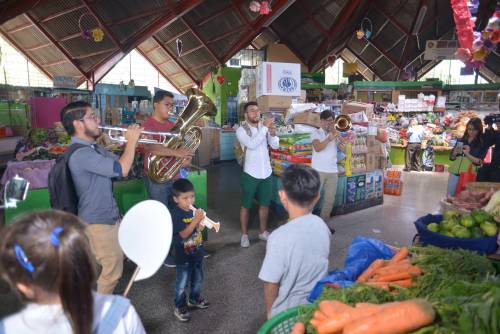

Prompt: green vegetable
[427,223,440,233]
[470,227,484,238]
[452,226,472,238]
[459,214,475,228]
[443,210,459,221]
[471,209,491,224]
[441,219,458,232]
[480,221,498,237]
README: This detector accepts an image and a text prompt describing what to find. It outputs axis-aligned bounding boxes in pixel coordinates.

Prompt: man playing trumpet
[236,102,279,248]
[311,110,345,228]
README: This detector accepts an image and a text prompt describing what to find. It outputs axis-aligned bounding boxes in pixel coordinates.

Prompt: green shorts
[241,172,272,209]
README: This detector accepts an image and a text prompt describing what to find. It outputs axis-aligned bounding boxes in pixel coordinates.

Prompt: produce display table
[4,169,207,225]
[390,144,452,166]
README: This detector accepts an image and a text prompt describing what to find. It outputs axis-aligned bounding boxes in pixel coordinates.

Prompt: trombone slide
[190,206,220,232]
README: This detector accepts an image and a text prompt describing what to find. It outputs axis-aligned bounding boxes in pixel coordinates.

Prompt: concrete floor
[0,162,449,333]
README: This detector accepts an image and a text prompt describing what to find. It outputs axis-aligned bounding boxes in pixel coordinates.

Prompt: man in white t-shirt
[311,110,345,224]
[236,102,279,248]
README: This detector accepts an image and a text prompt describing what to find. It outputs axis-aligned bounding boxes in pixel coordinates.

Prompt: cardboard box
[257,95,292,112]
[256,62,301,97]
[293,110,320,128]
[341,102,374,119]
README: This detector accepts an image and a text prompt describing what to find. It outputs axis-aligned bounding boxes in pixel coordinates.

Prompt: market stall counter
[4,170,207,225]
[390,144,453,167]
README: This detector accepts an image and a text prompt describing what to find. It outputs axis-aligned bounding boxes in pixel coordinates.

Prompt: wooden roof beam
[296,0,329,37]
[81,0,122,48]
[153,36,197,83]
[135,47,183,93]
[0,0,50,26]
[89,0,204,84]
[39,4,86,23]
[207,25,246,44]
[0,29,54,80]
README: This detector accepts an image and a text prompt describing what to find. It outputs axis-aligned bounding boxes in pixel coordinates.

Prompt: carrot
[343,299,436,334]
[313,310,328,322]
[376,271,413,282]
[309,318,322,329]
[354,303,382,312]
[356,259,386,282]
[289,322,306,334]
[389,279,413,287]
[319,300,352,318]
[316,304,384,334]
[372,263,419,277]
[387,247,409,265]
[365,281,390,290]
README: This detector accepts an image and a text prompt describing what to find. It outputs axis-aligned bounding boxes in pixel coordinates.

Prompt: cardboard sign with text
[256,62,301,97]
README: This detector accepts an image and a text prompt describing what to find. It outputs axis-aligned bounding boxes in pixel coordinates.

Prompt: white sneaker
[240,234,250,248]
[258,231,270,241]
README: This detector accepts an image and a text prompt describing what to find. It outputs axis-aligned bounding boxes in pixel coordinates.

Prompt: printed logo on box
[278,77,298,93]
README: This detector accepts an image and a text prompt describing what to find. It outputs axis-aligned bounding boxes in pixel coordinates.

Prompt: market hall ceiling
[0,0,498,92]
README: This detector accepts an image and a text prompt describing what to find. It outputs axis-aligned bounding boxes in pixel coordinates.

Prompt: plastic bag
[455,164,476,196]
[308,236,394,301]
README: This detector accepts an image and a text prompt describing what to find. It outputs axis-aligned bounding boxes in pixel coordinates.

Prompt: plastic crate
[257,305,313,334]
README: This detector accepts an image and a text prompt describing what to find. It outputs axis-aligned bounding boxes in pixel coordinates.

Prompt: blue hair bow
[50,227,64,247]
[14,244,35,273]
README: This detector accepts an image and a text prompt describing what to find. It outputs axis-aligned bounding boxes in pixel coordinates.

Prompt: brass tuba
[147,88,217,183]
[334,114,352,132]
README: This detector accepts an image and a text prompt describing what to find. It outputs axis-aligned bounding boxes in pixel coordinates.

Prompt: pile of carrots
[355,247,423,290]
[290,298,435,334]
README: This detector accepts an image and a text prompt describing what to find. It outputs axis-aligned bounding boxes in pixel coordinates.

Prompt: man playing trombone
[142,90,194,267]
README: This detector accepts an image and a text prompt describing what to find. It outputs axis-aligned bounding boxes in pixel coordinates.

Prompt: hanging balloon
[80,30,91,40]
[327,55,336,66]
[472,47,488,61]
[472,38,483,49]
[356,30,365,39]
[249,1,261,12]
[260,1,270,15]
[455,47,472,63]
[176,38,183,57]
[92,28,104,42]
[216,75,225,85]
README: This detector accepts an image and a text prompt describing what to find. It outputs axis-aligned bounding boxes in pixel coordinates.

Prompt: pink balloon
[455,47,472,63]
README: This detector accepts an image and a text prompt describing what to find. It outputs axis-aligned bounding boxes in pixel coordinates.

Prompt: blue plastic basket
[414,214,498,255]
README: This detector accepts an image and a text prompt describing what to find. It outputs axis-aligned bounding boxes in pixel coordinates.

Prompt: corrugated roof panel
[1,15,31,32]
[160,61,182,75]
[91,0,166,24]
[45,61,82,77]
[137,39,157,52]
[188,0,231,24]
[41,8,91,40]
[60,35,116,59]
[7,27,49,48]
[28,0,81,21]
[209,31,244,56]
[147,50,171,65]
[155,20,188,43]
[78,52,116,72]
[178,50,212,74]
[165,32,199,56]
[114,15,163,44]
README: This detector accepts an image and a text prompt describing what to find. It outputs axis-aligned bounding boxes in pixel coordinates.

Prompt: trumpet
[190,205,220,232]
[333,115,352,132]
[99,126,180,144]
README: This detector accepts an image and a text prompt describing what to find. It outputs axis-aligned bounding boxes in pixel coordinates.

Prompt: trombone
[99,126,180,144]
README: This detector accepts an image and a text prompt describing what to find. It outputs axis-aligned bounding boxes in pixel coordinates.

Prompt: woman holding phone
[447,117,488,196]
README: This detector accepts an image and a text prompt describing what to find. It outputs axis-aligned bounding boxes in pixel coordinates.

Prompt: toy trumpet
[190,205,220,232]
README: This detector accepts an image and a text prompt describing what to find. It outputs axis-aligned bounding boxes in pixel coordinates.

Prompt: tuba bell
[147,88,217,183]
[334,114,352,132]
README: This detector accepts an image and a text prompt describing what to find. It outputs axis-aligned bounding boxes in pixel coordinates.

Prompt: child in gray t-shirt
[259,165,331,318]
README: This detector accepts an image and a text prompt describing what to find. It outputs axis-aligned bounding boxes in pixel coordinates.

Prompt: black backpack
[48,143,86,214]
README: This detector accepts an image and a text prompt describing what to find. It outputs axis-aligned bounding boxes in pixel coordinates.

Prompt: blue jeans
[175,259,204,308]
[144,176,173,209]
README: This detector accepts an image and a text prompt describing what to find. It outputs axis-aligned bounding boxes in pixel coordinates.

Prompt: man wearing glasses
[60,101,142,294]
[142,90,194,267]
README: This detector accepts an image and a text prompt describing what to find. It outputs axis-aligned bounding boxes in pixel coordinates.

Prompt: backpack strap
[240,122,252,168]
[94,296,130,334]
[64,143,88,160]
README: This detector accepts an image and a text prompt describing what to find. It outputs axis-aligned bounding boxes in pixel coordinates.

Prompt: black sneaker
[174,307,191,322]
[188,298,210,309]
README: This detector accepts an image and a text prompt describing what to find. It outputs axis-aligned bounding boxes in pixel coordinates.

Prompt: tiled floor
[0,162,449,333]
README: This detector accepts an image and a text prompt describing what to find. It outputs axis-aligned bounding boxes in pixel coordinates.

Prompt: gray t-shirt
[258,213,331,317]
[69,138,121,225]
